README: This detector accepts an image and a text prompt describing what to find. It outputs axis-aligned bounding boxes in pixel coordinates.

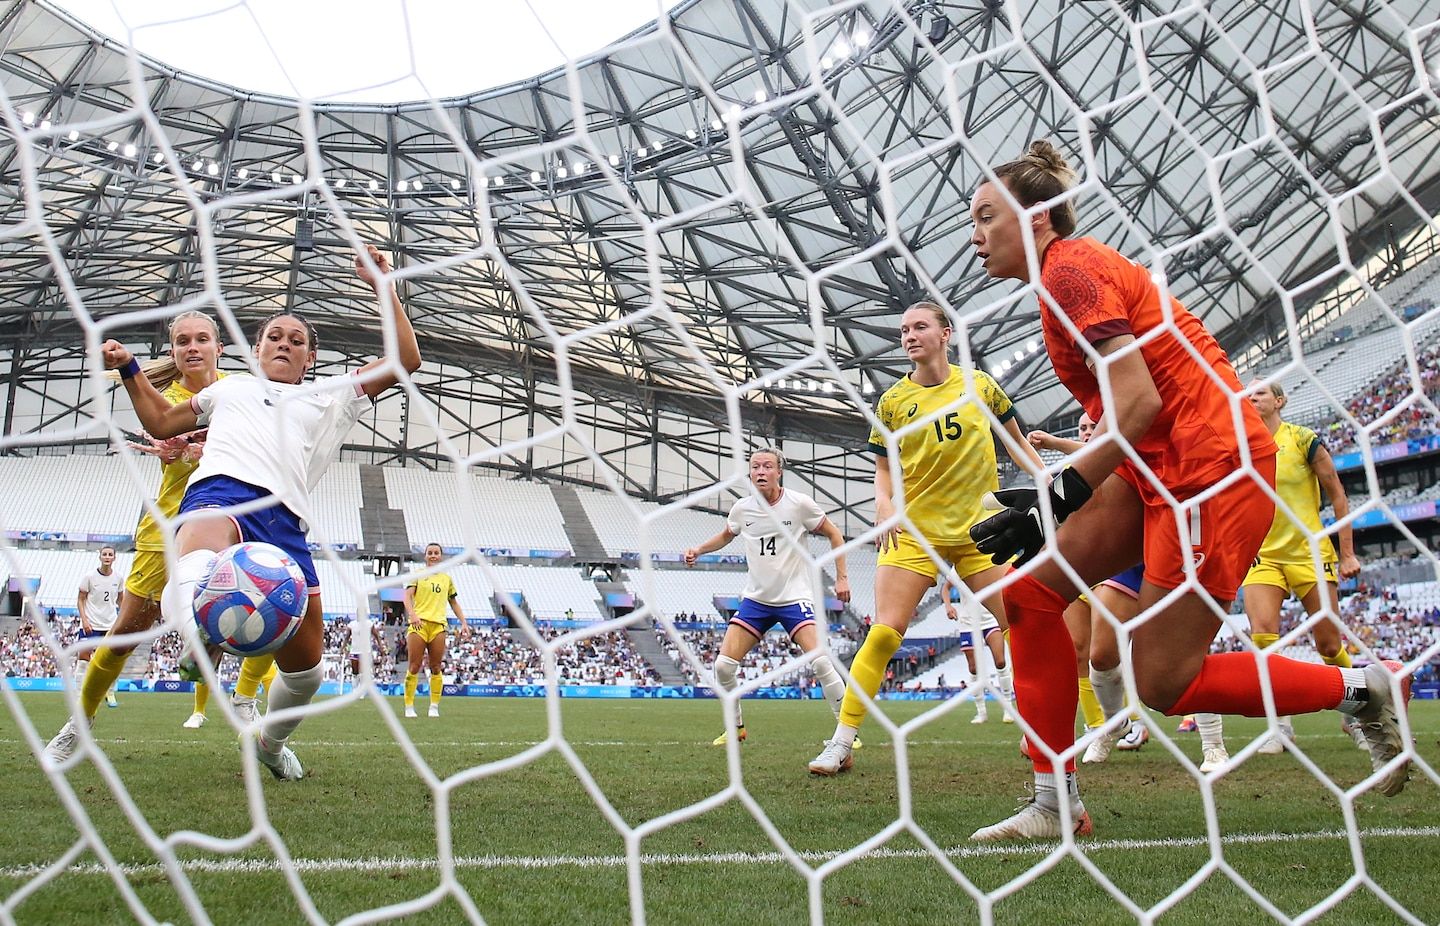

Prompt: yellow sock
[260,658,278,693]
[430,672,443,705]
[1252,632,1280,651]
[837,624,903,730]
[404,672,419,707]
[1322,647,1352,668]
[234,654,278,699]
[80,647,129,719]
[1078,677,1104,729]
[193,682,210,716]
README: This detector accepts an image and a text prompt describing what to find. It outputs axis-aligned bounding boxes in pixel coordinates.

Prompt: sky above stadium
[54,0,686,103]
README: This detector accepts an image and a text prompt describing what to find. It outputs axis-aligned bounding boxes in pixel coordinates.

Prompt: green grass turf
[1,693,1437,925]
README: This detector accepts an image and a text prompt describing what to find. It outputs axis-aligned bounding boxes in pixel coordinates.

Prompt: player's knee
[1089,646,1119,672]
[811,653,838,680]
[1134,670,1183,714]
[714,654,741,687]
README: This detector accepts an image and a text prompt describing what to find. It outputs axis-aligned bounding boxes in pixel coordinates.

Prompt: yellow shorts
[877,531,994,583]
[1243,558,1337,598]
[125,550,169,601]
[408,621,448,645]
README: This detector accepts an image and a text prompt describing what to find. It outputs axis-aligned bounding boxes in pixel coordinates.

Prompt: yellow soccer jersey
[867,365,1015,545]
[406,572,457,624]
[134,373,226,552]
[1258,421,1336,564]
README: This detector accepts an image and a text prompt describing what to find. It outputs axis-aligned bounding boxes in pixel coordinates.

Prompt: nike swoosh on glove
[969,467,1094,566]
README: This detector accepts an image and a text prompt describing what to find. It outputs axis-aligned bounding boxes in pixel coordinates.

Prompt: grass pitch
[2,693,1437,925]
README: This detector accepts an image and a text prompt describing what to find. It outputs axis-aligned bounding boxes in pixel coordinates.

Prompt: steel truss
[1,0,1437,518]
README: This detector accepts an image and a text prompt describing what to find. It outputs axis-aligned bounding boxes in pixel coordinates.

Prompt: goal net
[2,0,1438,923]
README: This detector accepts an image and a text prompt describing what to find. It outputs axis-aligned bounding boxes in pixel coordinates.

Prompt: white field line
[2,827,1436,879]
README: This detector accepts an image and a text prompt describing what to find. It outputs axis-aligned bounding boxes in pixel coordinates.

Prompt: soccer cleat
[256,740,305,781]
[712,725,748,746]
[1340,713,1368,750]
[182,712,207,729]
[404,705,418,719]
[1001,710,1015,724]
[428,704,440,718]
[231,695,260,726]
[105,692,118,709]
[808,739,854,776]
[1199,746,1230,774]
[1082,730,1120,764]
[1353,660,1412,797]
[1176,715,1198,734]
[1116,722,1150,751]
[1257,721,1292,756]
[970,801,1093,841]
[43,719,82,769]
[971,712,988,725]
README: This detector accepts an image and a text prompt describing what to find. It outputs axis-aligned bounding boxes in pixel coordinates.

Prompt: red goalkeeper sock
[1003,572,1078,775]
[1168,653,1344,717]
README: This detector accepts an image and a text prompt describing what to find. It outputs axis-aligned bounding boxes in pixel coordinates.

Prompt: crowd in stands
[437,625,659,686]
[656,623,864,688]
[1311,337,1440,452]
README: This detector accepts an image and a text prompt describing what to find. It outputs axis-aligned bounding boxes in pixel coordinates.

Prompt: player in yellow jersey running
[403,543,465,718]
[1232,381,1363,759]
[43,312,275,753]
[809,302,1045,775]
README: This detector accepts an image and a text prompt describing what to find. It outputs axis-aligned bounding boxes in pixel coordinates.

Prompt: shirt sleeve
[446,576,458,599]
[1042,244,1133,345]
[1300,426,1324,463]
[725,500,745,536]
[867,392,891,455]
[404,571,419,590]
[77,574,91,595]
[190,378,225,426]
[976,372,1016,423]
[800,494,826,532]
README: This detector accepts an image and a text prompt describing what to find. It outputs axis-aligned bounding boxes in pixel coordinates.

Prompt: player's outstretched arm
[101,340,201,438]
[353,244,422,398]
[1027,429,1083,455]
[1312,444,1360,578]
[1000,418,1046,477]
[815,517,850,603]
[683,529,735,566]
[1069,336,1160,489]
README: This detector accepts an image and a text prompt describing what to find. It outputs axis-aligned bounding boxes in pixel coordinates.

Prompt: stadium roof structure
[1,0,1439,513]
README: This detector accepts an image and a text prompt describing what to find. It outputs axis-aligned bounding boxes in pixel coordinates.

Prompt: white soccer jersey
[78,568,123,631]
[725,489,827,606]
[190,372,371,515]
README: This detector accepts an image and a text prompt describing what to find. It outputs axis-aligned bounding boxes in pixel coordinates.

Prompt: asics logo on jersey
[906,403,918,417]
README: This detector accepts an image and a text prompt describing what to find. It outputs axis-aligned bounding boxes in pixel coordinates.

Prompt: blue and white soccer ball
[193,542,307,656]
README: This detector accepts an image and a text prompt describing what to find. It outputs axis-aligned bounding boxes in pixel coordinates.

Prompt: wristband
[119,358,142,380]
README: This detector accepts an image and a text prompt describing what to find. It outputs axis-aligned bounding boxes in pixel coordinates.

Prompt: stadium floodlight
[754,89,767,103]
[21,110,34,125]
[685,128,696,139]
[652,139,663,150]
[206,162,218,176]
[710,119,722,131]
[854,28,871,45]
[367,178,378,191]
[608,154,620,166]
[557,167,568,179]
[106,141,119,152]
[290,173,301,184]
[821,56,834,69]
[40,118,51,131]
[530,170,541,182]
[123,143,135,157]
[237,168,248,179]
[396,179,409,192]
[334,176,345,188]
[450,178,461,189]
[271,171,281,183]
[152,152,164,163]
[66,129,78,141]
[1026,339,1039,352]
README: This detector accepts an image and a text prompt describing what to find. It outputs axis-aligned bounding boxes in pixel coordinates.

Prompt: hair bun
[1025,141,1076,187]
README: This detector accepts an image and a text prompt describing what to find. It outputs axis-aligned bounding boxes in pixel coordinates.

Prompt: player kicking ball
[682,448,851,747]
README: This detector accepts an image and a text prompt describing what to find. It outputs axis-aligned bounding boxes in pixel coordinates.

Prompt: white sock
[258,664,322,756]
[1336,667,1368,714]
[1196,712,1224,750]
[811,653,845,719]
[1034,770,1082,814]
[714,654,743,728]
[1089,666,1125,720]
[160,549,218,626]
[75,658,89,681]
[995,662,1015,702]
[974,694,989,719]
[831,722,858,748]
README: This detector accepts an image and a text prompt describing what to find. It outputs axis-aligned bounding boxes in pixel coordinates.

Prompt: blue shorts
[1100,564,1145,599]
[731,598,816,639]
[179,476,319,591]
[77,627,107,641]
[958,625,1002,649]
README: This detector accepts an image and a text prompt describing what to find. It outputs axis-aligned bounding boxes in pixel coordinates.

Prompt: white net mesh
[3,0,1440,923]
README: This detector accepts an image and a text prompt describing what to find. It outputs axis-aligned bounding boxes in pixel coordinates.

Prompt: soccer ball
[193,542,307,656]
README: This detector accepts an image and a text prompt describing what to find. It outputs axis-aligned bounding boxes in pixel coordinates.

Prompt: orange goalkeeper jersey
[1037,236,1275,494]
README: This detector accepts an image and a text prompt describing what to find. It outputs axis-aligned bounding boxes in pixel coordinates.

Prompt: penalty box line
[3,826,1436,878]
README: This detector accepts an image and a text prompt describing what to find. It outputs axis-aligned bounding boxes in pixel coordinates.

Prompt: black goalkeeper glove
[969,467,1094,566]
